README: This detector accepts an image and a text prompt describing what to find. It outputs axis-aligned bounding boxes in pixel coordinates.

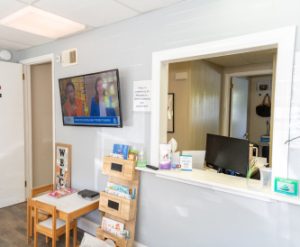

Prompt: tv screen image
[58,69,122,127]
[205,134,249,177]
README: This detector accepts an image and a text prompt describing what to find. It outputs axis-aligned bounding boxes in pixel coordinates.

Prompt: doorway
[21,54,55,197]
[229,76,250,140]
[229,74,273,162]
[30,62,53,187]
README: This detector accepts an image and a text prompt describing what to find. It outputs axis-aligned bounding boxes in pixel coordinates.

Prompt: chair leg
[26,204,31,243]
[46,236,49,243]
[33,230,38,247]
[52,236,56,247]
[52,231,57,247]
[29,216,33,238]
[73,221,77,247]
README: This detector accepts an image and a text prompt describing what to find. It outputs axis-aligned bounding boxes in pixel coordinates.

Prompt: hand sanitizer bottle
[137,150,147,167]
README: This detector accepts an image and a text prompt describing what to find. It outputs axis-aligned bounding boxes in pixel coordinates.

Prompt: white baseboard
[134,242,148,247]
[78,217,147,247]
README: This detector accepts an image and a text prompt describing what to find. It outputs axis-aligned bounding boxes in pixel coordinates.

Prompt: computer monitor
[205,134,249,177]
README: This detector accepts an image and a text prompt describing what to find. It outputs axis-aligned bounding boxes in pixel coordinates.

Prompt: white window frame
[150,26,296,181]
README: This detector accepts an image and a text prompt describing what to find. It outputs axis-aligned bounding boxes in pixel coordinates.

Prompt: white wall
[15,0,300,246]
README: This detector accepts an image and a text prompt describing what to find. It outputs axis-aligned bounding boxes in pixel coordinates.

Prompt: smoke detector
[0,50,12,61]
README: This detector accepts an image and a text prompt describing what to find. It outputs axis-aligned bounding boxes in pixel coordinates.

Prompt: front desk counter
[136,167,300,206]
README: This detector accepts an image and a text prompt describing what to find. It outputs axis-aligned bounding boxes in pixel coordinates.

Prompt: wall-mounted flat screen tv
[58,69,122,127]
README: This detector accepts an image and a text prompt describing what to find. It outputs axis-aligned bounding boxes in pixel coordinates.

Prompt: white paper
[133,80,151,112]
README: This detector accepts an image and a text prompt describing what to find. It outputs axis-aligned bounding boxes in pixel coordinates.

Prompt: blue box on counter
[260,135,270,143]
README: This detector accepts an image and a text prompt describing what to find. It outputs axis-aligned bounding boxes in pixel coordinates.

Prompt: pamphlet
[48,188,76,198]
[101,217,124,238]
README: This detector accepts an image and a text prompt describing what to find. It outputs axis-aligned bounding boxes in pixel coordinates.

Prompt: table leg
[27,200,31,243]
[73,219,77,247]
[65,218,70,247]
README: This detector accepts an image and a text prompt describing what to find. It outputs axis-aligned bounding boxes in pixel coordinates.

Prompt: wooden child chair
[34,200,77,247]
[27,184,54,243]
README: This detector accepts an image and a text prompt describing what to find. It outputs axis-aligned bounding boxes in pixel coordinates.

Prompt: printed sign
[274,177,299,196]
[133,80,151,112]
[180,155,193,171]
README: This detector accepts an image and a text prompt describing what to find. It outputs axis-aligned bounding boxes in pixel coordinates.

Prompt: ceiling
[204,49,276,68]
[0,0,184,51]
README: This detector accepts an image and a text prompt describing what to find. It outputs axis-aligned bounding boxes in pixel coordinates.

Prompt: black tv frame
[58,69,123,128]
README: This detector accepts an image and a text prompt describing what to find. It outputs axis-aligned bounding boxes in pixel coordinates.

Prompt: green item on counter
[137,159,147,167]
[137,150,147,167]
[274,177,299,196]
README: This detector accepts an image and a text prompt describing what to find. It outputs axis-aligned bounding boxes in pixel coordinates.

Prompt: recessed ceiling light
[0,6,85,39]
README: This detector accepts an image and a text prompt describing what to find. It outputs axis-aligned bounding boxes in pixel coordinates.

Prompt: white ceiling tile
[0,0,183,50]
[0,0,26,18]
[35,0,138,27]
[116,0,183,12]
[0,38,29,50]
[0,25,52,50]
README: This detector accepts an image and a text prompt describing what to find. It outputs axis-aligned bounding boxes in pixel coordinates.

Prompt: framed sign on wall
[55,143,72,190]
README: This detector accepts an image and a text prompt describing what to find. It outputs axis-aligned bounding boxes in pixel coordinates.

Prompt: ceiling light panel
[117,0,183,12]
[0,6,85,39]
[35,0,138,27]
[17,0,40,4]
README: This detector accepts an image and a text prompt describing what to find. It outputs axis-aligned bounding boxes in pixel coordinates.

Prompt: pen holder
[260,167,272,188]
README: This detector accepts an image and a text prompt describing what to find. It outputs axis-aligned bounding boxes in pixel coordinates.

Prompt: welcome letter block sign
[55,143,72,190]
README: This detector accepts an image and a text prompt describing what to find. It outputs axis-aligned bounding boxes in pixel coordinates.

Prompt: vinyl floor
[0,202,84,247]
